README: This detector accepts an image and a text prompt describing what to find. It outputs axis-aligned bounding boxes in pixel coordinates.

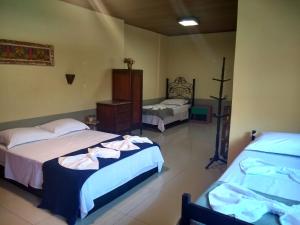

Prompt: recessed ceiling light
[178,17,199,26]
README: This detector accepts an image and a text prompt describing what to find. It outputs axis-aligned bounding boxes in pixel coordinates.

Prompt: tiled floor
[0,121,226,225]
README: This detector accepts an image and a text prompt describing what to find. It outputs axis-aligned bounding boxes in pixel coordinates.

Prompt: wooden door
[131,70,143,128]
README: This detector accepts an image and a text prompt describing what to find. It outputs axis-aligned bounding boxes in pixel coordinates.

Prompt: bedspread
[39,136,160,225]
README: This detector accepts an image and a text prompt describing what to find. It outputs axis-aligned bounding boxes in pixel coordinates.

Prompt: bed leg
[179,193,191,225]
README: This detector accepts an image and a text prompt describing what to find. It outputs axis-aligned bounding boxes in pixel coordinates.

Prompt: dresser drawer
[116,111,131,123]
[116,121,131,132]
[117,104,131,113]
[97,100,132,133]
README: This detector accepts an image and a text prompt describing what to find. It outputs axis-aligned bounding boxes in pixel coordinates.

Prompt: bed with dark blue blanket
[39,136,163,225]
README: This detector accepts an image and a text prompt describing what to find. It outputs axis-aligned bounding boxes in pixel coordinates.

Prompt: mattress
[3,130,164,218]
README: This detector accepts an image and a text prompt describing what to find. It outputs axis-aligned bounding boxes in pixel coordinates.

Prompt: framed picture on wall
[0,39,54,66]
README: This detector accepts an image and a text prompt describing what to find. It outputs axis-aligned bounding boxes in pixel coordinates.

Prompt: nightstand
[85,120,99,131]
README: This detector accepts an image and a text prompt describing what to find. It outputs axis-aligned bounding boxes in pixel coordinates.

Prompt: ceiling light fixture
[178,17,199,26]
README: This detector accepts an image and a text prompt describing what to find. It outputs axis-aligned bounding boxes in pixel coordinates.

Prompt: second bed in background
[142,77,195,132]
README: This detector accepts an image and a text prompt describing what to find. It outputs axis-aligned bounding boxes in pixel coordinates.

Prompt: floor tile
[79,209,126,225]
[0,180,50,224]
[114,215,148,225]
[126,190,181,225]
[0,205,31,225]
[35,214,67,225]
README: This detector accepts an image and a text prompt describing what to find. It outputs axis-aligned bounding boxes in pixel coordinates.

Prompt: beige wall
[0,0,124,123]
[0,0,169,123]
[166,32,236,99]
[124,24,167,99]
[0,0,235,124]
[229,0,300,162]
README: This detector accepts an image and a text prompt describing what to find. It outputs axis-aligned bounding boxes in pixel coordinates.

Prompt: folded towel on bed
[123,135,153,144]
[142,104,167,110]
[209,182,300,225]
[88,147,120,159]
[58,154,99,170]
[101,139,139,151]
[240,157,300,184]
[58,136,152,170]
[58,147,121,170]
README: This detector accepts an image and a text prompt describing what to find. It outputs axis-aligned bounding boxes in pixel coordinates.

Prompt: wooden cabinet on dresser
[96,101,132,133]
[112,69,143,133]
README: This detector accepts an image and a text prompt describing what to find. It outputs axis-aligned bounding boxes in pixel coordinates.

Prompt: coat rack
[206,57,231,169]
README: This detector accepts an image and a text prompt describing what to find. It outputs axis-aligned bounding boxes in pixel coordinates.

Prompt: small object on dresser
[123,58,135,70]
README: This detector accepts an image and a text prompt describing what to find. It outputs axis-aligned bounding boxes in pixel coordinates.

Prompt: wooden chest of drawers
[96,100,132,133]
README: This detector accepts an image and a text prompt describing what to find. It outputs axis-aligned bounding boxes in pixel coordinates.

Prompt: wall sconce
[65,74,75,85]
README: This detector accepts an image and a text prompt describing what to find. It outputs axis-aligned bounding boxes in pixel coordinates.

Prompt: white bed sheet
[4,130,164,218]
[245,132,300,156]
[5,130,118,189]
[219,149,300,201]
[142,104,190,132]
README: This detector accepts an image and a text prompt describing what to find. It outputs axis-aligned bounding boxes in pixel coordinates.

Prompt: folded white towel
[152,105,167,110]
[88,147,120,159]
[58,154,99,170]
[58,147,122,170]
[102,139,139,151]
[143,105,154,109]
[123,135,153,144]
[209,182,300,225]
[240,158,300,184]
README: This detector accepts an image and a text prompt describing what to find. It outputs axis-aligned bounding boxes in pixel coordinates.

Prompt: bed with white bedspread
[142,77,195,132]
[0,118,164,225]
[179,131,300,225]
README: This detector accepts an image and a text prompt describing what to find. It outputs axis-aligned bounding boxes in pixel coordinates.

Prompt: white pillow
[161,98,188,106]
[0,127,55,149]
[245,132,300,156]
[38,118,89,136]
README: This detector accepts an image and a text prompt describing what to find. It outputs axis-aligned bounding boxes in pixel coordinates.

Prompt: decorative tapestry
[0,39,54,66]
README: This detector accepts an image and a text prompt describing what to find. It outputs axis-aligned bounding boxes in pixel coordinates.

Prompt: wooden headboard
[166,77,195,106]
